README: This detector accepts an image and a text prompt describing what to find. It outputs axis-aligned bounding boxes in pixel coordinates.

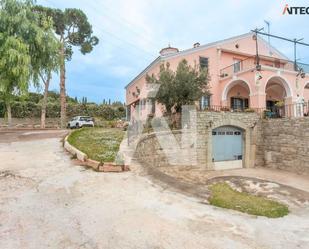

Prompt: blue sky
[36,0,309,103]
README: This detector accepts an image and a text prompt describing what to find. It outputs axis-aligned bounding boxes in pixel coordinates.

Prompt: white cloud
[37,0,309,103]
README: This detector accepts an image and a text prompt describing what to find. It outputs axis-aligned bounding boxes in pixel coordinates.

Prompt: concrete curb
[64,135,88,161]
[63,133,130,172]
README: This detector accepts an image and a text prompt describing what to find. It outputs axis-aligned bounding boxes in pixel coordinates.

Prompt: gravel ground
[1,130,309,249]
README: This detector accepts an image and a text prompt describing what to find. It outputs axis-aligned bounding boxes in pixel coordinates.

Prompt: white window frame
[200,95,211,110]
[233,59,242,73]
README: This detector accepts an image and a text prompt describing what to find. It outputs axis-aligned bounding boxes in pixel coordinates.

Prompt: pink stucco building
[125,32,309,121]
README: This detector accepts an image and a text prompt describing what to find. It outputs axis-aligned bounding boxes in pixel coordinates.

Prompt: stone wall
[0,118,60,129]
[256,118,309,175]
[134,130,196,168]
[135,111,261,169]
[195,112,261,169]
[134,112,309,175]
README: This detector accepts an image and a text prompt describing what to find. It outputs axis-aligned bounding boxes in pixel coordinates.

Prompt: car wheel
[67,124,71,129]
[76,123,80,129]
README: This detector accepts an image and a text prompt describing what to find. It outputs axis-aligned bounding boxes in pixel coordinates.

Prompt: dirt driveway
[1,130,309,249]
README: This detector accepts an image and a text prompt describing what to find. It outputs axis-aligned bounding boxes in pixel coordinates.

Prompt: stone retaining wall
[135,130,195,167]
[135,111,261,169]
[195,112,261,169]
[0,118,60,129]
[256,118,309,175]
[134,112,309,174]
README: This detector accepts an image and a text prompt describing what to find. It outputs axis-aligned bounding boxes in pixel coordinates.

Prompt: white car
[67,116,94,129]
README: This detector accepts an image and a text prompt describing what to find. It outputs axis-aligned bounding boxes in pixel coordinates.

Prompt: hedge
[0,101,125,120]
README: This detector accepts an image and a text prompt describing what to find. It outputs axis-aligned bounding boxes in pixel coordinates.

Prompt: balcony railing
[200,102,309,119]
[220,55,309,79]
[263,103,309,118]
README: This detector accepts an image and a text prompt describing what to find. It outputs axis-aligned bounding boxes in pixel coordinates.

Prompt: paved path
[1,130,309,249]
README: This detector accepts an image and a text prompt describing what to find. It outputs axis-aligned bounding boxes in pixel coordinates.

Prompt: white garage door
[212,126,243,170]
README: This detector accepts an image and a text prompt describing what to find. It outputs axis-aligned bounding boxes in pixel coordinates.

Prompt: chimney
[193,42,200,48]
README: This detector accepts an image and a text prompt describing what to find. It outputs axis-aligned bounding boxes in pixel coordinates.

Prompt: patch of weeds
[209,182,289,218]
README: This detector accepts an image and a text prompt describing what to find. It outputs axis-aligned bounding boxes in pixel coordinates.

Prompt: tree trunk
[59,43,66,128]
[6,102,12,128]
[41,74,51,129]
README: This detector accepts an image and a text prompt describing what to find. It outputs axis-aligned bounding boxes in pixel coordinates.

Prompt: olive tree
[146,59,209,115]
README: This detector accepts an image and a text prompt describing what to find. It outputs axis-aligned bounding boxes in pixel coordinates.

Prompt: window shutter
[199,57,209,69]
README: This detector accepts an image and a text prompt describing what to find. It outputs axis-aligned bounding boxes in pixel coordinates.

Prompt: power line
[252,29,309,47]
[42,0,159,58]
[91,22,157,57]
[252,28,309,70]
[87,1,163,49]
[85,2,159,56]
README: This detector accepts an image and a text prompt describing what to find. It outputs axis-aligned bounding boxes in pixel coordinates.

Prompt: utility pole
[253,27,264,70]
[294,38,304,71]
[251,29,309,73]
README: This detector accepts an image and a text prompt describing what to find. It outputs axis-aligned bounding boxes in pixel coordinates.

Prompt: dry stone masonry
[135,111,309,175]
[256,118,309,175]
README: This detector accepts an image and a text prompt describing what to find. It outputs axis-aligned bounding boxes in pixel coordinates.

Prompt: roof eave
[124,56,161,89]
[124,32,290,89]
[124,33,255,89]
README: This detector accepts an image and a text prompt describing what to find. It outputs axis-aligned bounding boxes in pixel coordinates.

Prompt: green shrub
[0,91,126,120]
[11,101,41,118]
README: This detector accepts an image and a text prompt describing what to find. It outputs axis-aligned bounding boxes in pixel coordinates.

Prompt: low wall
[0,118,60,129]
[256,118,309,175]
[135,130,195,168]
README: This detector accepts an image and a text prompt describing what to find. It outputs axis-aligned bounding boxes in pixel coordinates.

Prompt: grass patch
[209,182,289,218]
[67,128,124,163]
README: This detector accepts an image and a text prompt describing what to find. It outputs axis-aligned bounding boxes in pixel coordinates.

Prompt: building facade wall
[126,33,309,121]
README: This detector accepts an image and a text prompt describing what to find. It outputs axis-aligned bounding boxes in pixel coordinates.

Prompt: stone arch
[212,119,248,131]
[222,78,252,102]
[207,119,253,170]
[264,75,293,98]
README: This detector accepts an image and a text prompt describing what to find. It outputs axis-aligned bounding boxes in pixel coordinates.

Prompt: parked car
[67,116,94,129]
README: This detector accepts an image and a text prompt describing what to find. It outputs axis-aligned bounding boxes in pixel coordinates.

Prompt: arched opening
[265,76,291,109]
[223,80,251,111]
[212,125,244,169]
